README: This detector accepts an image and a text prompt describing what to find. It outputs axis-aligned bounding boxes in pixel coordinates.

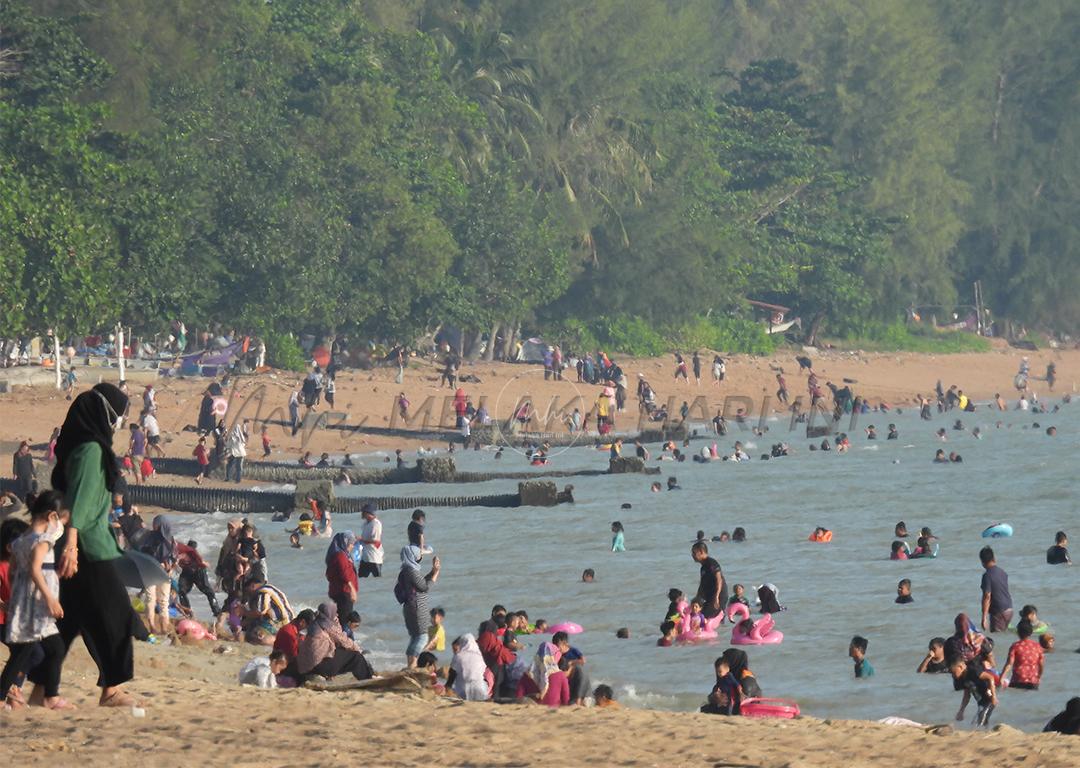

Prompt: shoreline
[1,639,1079,767]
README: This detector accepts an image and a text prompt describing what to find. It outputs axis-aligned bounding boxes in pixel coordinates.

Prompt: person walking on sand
[225,421,248,484]
[47,382,138,708]
[12,441,36,500]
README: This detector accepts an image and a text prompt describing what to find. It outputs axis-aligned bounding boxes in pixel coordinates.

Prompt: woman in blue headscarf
[324,531,357,625]
[396,545,440,667]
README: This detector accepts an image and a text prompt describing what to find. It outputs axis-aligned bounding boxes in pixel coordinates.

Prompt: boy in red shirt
[1001,620,1044,690]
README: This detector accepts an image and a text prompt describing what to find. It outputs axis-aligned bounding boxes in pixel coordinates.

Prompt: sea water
[172,401,1079,731]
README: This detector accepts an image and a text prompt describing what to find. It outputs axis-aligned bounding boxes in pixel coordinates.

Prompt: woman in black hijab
[721,647,762,698]
[757,584,784,614]
[46,382,138,707]
[1045,697,1080,735]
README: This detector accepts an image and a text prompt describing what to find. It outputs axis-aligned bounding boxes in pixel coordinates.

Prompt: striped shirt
[254,584,294,625]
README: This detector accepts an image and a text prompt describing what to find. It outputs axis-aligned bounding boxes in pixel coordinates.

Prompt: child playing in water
[1017,604,1049,635]
[610,521,625,552]
[896,578,913,604]
[0,492,72,710]
[685,599,707,635]
[730,584,750,608]
[850,636,874,678]
[533,619,548,634]
[287,513,315,549]
[918,638,948,673]
[890,540,909,560]
[665,589,684,626]
[657,621,677,647]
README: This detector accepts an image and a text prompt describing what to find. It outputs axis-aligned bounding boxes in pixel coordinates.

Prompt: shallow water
[173,400,1079,731]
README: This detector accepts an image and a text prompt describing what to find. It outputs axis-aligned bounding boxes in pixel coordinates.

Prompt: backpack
[393,571,415,605]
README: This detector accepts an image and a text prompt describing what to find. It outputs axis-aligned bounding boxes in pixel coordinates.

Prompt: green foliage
[4,0,1079,349]
[263,331,307,372]
[840,322,991,353]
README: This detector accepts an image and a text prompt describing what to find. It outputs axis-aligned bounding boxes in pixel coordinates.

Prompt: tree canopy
[3,0,1078,351]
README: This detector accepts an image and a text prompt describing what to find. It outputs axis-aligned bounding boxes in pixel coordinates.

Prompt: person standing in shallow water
[691,542,727,620]
[980,546,1012,633]
[45,382,138,707]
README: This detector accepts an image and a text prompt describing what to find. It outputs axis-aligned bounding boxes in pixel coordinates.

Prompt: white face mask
[45,518,64,543]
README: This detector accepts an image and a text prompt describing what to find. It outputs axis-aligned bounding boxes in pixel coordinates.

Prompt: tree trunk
[506,323,519,361]
[483,320,499,361]
[464,329,484,360]
[805,313,825,347]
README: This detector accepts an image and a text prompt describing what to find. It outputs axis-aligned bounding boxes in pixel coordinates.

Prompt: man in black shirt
[691,542,727,620]
[1047,531,1071,565]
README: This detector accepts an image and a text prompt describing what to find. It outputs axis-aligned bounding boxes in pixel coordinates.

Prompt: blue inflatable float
[982,523,1013,538]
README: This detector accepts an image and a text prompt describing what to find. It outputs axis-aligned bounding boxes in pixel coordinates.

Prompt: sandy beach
[1,342,1076,465]
[0,638,1077,767]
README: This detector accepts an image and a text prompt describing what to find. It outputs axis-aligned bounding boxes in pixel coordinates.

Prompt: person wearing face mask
[44,382,138,708]
[0,491,72,709]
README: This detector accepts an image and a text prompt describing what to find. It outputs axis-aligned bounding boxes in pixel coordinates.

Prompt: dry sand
[2,341,1077,468]
[3,345,1080,764]
[1,639,1079,767]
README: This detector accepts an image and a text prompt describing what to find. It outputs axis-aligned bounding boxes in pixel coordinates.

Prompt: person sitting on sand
[446,634,490,701]
[918,638,949,673]
[700,655,742,715]
[272,608,315,679]
[243,578,295,644]
[951,658,997,725]
[1044,698,1080,735]
[594,684,620,709]
[238,650,288,689]
[295,603,373,683]
[552,631,592,706]
[1046,531,1071,565]
[516,641,569,707]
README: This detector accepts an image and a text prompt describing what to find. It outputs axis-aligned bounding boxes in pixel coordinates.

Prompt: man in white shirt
[357,503,384,577]
[143,408,165,457]
[238,651,287,688]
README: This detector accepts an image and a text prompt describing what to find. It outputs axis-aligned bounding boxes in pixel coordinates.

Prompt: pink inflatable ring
[727,602,783,645]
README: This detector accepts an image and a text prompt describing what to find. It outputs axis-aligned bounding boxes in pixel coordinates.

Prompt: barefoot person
[396,545,440,668]
[0,492,73,710]
[49,383,138,707]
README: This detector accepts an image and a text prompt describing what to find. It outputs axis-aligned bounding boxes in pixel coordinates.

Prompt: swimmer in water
[890,541,909,560]
[887,424,898,440]
[657,621,677,647]
[949,452,963,463]
[732,527,746,542]
[896,578,913,604]
[934,449,949,463]
[650,481,662,492]
[730,584,750,608]
[581,569,595,583]
[936,428,947,440]
[667,476,681,490]
[918,638,949,673]
[866,425,877,440]
[665,589,684,625]
[895,521,908,538]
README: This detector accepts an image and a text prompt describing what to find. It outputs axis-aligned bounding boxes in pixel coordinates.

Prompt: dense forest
[2,0,1078,359]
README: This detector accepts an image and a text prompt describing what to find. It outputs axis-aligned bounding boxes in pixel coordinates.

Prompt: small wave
[249,483,297,492]
[618,683,680,708]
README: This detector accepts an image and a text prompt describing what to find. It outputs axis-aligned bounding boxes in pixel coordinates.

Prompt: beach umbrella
[114,550,170,590]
